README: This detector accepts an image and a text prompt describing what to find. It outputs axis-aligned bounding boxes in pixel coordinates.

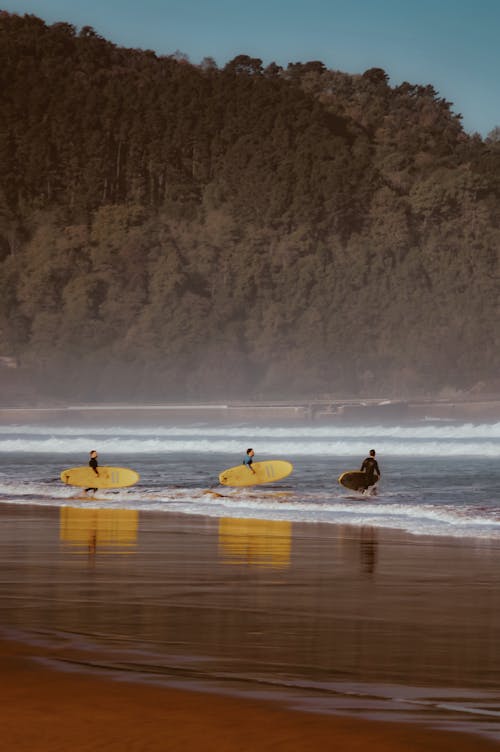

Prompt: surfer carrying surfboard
[243,448,256,474]
[219,457,293,488]
[360,449,380,494]
[84,450,99,494]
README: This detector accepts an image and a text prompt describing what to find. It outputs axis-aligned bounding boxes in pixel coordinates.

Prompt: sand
[2,639,499,752]
[1,504,500,750]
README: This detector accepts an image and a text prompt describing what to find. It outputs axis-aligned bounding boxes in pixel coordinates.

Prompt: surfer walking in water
[85,450,99,494]
[243,448,256,474]
[361,449,380,494]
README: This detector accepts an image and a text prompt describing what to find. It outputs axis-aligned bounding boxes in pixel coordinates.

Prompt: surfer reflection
[360,449,380,495]
[360,526,378,575]
[218,518,291,569]
[243,448,256,474]
[60,507,139,559]
[84,450,99,495]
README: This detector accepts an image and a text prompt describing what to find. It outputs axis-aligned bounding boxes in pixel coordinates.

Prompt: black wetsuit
[85,457,99,493]
[360,456,380,486]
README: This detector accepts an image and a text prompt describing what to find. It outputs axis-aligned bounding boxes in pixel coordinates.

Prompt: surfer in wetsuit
[360,449,380,494]
[85,450,99,494]
[243,448,256,474]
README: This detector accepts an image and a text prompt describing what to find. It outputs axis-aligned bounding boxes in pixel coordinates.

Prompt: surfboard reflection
[59,507,138,555]
[218,518,292,569]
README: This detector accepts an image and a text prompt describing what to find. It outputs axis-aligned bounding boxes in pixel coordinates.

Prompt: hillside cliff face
[1,12,499,401]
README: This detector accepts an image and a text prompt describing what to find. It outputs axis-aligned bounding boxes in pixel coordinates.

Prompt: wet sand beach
[1,504,500,749]
[2,639,499,752]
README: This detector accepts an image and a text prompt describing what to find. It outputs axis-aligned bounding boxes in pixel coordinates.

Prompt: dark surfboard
[338,470,371,492]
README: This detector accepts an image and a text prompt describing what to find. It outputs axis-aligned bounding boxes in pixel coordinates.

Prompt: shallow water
[0,421,500,539]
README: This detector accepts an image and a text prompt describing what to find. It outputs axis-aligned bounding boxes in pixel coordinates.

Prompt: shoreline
[1,397,500,424]
[3,637,498,752]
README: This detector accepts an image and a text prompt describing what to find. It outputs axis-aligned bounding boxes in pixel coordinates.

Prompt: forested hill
[1,11,499,403]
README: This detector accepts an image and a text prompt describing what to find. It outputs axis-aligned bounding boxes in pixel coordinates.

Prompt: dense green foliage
[1,11,499,401]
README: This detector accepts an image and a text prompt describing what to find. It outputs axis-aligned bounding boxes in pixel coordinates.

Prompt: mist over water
[1,421,500,540]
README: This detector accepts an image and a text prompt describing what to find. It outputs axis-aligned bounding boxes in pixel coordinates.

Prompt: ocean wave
[1,421,500,439]
[0,435,499,456]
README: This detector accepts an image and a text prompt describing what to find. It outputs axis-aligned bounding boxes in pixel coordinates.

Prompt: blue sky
[3,0,499,136]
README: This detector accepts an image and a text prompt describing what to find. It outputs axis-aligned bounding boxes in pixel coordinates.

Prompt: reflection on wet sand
[59,507,138,555]
[360,526,378,575]
[336,525,379,574]
[2,507,500,741]
[218,518,291,569]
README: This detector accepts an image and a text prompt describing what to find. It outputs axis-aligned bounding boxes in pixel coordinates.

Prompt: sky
[3,0,500,136]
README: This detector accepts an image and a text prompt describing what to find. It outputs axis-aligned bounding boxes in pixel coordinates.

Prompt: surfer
[85,450,99,494]
[243,448,256,474]
[360,449,380,494]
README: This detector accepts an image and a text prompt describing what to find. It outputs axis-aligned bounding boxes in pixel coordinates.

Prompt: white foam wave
[1,489,500,541]
[0,435,499,456]
[2,481,500,540]
[2,422,500,439]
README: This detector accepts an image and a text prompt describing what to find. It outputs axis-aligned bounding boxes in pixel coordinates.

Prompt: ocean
[1,420,500,540]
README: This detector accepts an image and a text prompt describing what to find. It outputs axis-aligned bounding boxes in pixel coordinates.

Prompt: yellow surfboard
[219,460,293,488]
[60,466,140,489]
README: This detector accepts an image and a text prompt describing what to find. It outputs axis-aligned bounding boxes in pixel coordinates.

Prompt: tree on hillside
[0,11,498,402]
